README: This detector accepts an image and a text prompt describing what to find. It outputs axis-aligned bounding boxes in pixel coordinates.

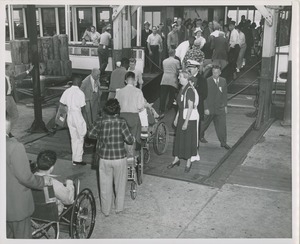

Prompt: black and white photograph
[1,0,299,243]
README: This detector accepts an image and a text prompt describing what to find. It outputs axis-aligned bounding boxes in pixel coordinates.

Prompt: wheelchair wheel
[70,188,96,239]
[32,221,58,239]
[130,181,137,200]
[153,122,169,155]
[142,147,150,164]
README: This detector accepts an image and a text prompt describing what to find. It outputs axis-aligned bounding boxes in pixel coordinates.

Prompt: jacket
[204,76,227,115]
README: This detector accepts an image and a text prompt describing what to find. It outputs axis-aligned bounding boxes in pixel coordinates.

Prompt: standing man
[128,57,144,89]
[167,23,179,51]
[147,26,163,73]
[227,21,240,81]
[98,25,112,76]
[200,65,231,150]
[108,58,129,99]
[176,17,187,45]
[115,71,145,150]
[60,76,89,165]
[6,64,34,130]
[80,68,102,126]
[6,113,51,238]
[160,49,181,118]
[187,60,208,144]
[141,21,152,73]
[211,31,229,70]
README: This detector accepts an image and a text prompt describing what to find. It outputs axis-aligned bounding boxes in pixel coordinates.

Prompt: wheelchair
[31,179,96,239]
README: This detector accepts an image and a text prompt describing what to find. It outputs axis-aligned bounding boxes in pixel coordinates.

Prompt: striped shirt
[88,115,134,160]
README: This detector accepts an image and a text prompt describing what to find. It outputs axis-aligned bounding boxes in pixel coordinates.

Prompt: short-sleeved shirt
[60,86,86,112]
[128,67,144,86]
[161,57,180,88]
[167,31,179,48]
[90,31,101,45]
[147,33,162,46]
[115,84,145,113]
[175,40,190,62]
[99,31,111,46]
[88,115,134,160]
[109,67,127,92]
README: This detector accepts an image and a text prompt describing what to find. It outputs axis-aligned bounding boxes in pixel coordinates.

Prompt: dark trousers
[160,85,177,113]
[149,45,159,72]
[7,217,32,239]
[98,46,109,74]
[200,113,227,145]
[227,45,241,81]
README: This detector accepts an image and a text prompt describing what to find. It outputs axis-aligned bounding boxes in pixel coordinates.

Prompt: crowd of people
[6,14,265,239]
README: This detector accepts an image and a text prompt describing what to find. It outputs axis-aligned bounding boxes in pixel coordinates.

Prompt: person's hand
[173,116,178,127]
[28,64,34,73]
[66,179,73,185]
[182,122,188,130]
[43,175,53,186]
[204,109,210,115]
[225,106,228,114]
[149,51,153,56]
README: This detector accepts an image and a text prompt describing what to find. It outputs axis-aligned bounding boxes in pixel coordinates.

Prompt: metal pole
[26,5,48,133]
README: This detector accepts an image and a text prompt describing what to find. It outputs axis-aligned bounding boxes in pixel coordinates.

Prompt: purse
[183,86,199,121]
[55,103,68,127]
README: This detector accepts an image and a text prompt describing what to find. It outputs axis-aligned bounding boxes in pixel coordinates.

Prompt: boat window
[58,7,66,34]
[42,8,56,36]
[77,7,93,41]
[13,8,26,39]
[96,7,111,34]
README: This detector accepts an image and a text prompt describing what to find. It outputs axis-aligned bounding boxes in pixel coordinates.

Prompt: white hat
[144,21,150,26]
[194,27,202,33]
[186,60,201,67]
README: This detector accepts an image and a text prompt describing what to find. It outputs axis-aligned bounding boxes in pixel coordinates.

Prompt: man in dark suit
[6,113,52,238]
[211,31,229,70]
[200,65,231,150]
[141,21,152,73]
[187,60,208,145]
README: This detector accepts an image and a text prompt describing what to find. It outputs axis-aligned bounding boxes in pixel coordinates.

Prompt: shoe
[73,161,87,166]
[200,137,208,143]
[167,160,180,169]
[221,144,231,150]
[184,162,193,173]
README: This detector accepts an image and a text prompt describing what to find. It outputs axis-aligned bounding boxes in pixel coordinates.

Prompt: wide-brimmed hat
[194,27,202,33]
[186,59,201,67]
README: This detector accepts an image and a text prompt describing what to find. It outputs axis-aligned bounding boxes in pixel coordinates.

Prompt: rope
[227,78,258,101]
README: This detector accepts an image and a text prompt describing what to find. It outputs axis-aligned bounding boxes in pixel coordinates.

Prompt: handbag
[183,85,199,121]
[55,103,68,127]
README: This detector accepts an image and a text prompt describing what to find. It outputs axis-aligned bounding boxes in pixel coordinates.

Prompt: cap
[186,60,201,67]
[144,21,150,26]
[194,27,202,33]
[106,24,112,30]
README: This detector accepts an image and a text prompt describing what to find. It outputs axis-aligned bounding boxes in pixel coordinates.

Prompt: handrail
[227,79,258,101]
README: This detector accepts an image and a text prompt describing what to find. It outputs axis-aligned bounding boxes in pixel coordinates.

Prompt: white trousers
[67,111,87,162]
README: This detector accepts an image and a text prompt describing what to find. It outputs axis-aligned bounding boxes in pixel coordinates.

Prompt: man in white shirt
[98,25,112,75]
[82,26,101,46]
[227,21,241,81]
[128,58,144,89]
[236,25,247,72]
[60,76,88,165]
[147,26,163,73]
[175,36,195,65]
[35,150,74,215]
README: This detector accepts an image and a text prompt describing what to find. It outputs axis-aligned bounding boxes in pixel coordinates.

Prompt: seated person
[139,101,159,139]
[34,150,74,214]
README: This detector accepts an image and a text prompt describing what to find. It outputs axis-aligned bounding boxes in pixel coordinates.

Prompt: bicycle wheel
[70,188,96,239]
[153,122,169,155]
[130,181,137,200]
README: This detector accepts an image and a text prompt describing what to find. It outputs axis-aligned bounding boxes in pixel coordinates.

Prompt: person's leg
[159,85,168,114]
[70,115,87,162]
[67,119,78,162]
[8,217,32,239]
[112,158,127,213]
[166,86,177,111]
[213,113,227,146]
[153,46,160,71]
[101,49,109,73]
[99,159,114,216]
[200,114,214,140]
[6,221,14,238]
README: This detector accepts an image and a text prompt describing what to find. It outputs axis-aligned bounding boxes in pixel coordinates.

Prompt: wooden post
[53,35,60,60]
[26,5,48,133]
[255,7,279,130]
[112,6,123,67]
[137,7,142,46]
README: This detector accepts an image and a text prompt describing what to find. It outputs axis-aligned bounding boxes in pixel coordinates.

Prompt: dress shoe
[200,137,208,143]
[73,161,87,166]
[167,160,180,169]
[184,162,193,173]
[221,144,231,150]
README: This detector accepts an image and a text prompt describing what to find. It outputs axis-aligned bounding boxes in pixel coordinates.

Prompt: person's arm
[138,72,144,89]
[174,112,179,127]
[52,179,74,205]
[87,118,101,139]
[222,79,228,113]
[14,64,34,80]
[182,99,193,130]
[147,41,152,55]
[81,105,91,129]
[122,121,134,145]
[10,143,45,190]
[137,92,146,112]
[167,33,171,50]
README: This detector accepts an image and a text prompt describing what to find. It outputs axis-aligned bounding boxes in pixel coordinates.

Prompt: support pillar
[112,6,123,67]
[255,7,279,130]
[122,6,132,58]
[136,7,142,47]
[26,5,47,133]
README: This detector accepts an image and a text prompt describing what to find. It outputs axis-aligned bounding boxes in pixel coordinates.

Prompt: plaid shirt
[88,115,134,160]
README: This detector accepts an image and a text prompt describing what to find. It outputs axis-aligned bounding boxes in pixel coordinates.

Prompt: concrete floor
[10,102,292,240]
